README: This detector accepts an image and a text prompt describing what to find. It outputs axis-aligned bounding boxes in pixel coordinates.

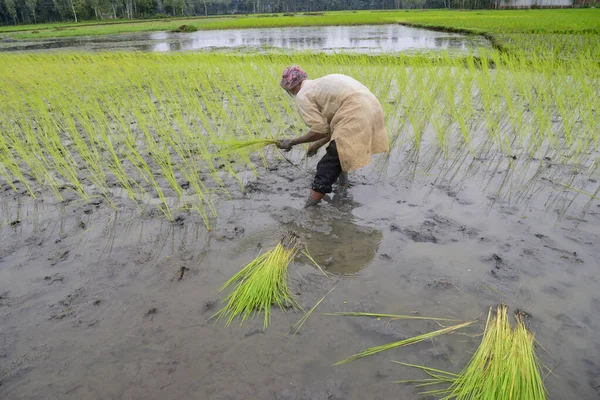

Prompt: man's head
[280,66,307,96]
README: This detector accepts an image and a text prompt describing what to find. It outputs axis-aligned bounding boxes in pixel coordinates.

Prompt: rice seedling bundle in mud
[212,232,318,329]
[395,304,547,400]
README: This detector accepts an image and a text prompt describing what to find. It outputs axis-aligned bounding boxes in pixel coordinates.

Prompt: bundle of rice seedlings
[507,311,547,399]
[396,304,547,400]
[215,138,278,156]
[212,232,302,329]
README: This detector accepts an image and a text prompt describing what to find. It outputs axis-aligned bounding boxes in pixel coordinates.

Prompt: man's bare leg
[304,190,325,208]
[338,172,349,188]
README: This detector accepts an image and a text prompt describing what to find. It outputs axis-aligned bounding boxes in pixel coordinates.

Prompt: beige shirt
[295,74,388,172]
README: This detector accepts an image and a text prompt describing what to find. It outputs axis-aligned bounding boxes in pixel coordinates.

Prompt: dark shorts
[312,141,342,194]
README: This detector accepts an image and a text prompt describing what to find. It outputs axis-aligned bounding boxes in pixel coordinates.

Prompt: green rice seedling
[334,320,474,366]
[212,232,302,329]
[300,248,330,280]
[215,138,279,156]
[396,305,547,400]
[1,49,599,224]
[287,286,335,344]
[506,312,547,400]
[324,312,459,322]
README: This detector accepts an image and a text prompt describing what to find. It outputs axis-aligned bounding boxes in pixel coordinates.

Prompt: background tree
[24,0,37,21]
[3,0,17,24]
[0,0,590,25]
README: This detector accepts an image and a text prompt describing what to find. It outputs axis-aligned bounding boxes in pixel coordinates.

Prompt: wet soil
[1,150,599,399]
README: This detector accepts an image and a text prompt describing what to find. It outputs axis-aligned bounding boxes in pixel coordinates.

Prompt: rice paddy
[1,48,598,228]
[0,11,598,400]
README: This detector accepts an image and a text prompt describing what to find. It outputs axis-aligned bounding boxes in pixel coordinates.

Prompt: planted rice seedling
[0,49,598,226]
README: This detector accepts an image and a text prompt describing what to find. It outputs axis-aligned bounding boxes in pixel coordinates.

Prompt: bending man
[277,66,389,207]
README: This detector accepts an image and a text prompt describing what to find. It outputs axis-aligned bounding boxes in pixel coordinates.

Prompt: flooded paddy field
[1,148,599,399]
[0,48,599,399]
[0,24,490,53]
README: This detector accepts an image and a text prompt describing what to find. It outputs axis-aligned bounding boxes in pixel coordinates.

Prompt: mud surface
[1,150,600,399]
[0,24,490,53]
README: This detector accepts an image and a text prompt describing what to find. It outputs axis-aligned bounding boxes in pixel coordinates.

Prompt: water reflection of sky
[149,25,487,53]
[1,25,489,54]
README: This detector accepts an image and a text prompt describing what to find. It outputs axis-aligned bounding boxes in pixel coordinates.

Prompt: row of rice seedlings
[396,305,547,399]
[497,33,600,61]
[0,51,598,223]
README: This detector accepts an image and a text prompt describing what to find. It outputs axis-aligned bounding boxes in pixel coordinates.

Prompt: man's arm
[277,131,329,150]
[307,136,330,157]
[291,131,329,146]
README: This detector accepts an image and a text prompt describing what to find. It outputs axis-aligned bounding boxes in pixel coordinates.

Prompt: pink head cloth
[280,66,307,91]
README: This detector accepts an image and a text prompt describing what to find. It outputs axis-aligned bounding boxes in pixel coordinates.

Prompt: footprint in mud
[0,291,9,306]
[216,224,245,240]
[541,285,568,299]
[49,288,86,320]
[482,253,519,281]
[0,344,51,384]
[44,273,64,285]
[391,213,480,244]
[244,180,269,194]
[402,228,438,243]
[428,213,480,238]
[555,313,585,334]
[172,215,186,227]
[391,223,438,243]
[173,266,190,281]
[146,307,158,315]
[425,279,461,291]
[48,249,69,266]
[592,298,600,313]
[202,301,216,315]
[543,245,584,264]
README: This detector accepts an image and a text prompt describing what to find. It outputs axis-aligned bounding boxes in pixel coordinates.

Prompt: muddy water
[1,149,599,400]
[0,25,490,53]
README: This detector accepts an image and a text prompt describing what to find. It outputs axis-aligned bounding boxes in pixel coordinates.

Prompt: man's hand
[277,139,294,151]
[307,143,320,157]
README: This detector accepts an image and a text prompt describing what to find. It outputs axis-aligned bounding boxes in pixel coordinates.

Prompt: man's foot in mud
[304,190,326,208]
[304,197,321,208]
[337,172,352,188]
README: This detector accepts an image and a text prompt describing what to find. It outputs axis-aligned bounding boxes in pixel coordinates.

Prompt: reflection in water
[303,220,382,275]
[1,25,490,54]
[153,25,486,53]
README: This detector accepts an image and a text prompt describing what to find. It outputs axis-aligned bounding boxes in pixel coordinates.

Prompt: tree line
[0,0,583,27]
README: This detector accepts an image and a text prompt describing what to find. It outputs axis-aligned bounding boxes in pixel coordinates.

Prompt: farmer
[277,66,389,208]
